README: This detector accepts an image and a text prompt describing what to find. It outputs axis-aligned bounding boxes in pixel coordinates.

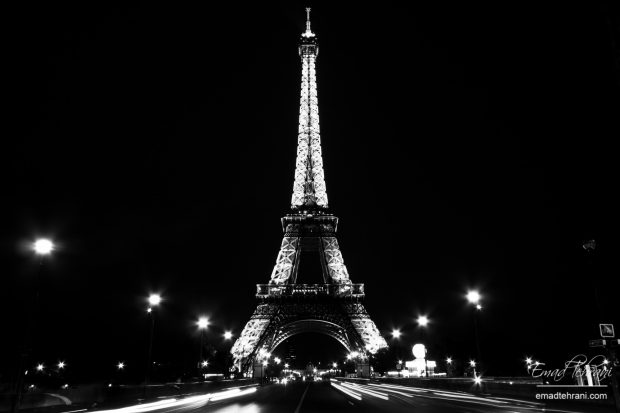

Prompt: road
[88,379,615,413]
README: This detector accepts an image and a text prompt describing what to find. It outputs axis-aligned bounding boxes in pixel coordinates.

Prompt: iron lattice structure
[231,9,387,374]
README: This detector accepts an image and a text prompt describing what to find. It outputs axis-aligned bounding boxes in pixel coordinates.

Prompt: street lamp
[197,317,209,371]
[145,294,161,395]
[57,361,65,370]
[33,239,54,255]
[416,315,430,377]
[391,328,401,339]
[13,241,56,413]
[466,290,483,371]
[36,364,44,372]
[117,362,125,370]
[148,294,162,307]
[224,331,233,340]
[466,291,481,305]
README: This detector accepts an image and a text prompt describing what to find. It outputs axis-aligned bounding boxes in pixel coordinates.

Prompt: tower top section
[291,7,327,210]
[299,7,318,57]
[303,7,315,38]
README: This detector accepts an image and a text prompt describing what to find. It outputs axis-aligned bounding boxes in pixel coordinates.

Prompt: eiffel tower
[231,8,388,376]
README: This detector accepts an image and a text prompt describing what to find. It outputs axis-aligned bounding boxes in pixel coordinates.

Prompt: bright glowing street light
[446,357,453,364]
[36,364,44,371]
[57,361,65,369]
[476,304,482,310]
[117,362,125,370]
[474,376,482,384]
[33,239,54,255]
[274,357,281,364]
[470,360,476,367]
[333,362,338,368]
[417,315,429,327]
[201,360,209,368]
[466,290,481,305]
[224,331,233,340]
[391,328,401,339]
[148,294,162,307]
[525,357,532,365]
[197,317,209,329]
[284,363,289,369]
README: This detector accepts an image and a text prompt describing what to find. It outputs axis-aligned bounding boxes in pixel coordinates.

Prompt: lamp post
[144,294,161,397]
[417,315,430,377]
[197,317,209,373]
[12,239,55,413]
[466,290,483,371]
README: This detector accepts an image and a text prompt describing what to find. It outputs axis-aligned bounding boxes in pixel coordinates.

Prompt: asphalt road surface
[89,379,615,413]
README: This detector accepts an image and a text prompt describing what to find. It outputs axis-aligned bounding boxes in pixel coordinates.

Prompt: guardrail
[256,284,364,298]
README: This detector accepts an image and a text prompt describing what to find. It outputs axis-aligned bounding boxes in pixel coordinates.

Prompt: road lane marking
[293,384,309,413]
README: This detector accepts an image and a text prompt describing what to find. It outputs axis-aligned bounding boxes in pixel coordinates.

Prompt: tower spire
[305,7,312,35]
[291,7,327,209]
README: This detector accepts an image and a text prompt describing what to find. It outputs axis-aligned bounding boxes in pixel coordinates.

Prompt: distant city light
[417,315,429,327]
[197,317,209,329]
[201,361,209,368]
[284,363,289,368]
[262,361,268,367]
[474,376,482,384]
[36,364,44,371]
[525,357,532,364]
[469,360,476,367]
[147,308,152,313]
[148,294,161,306]
[57,361,65,369]
[603,359,609,365]
[274,357,281,364]
[333,362,338,368]
[446,357,453,364]
[224,331,233,340]
[476,304,482,310]
[117,362,125,370]
[466,290,481,305]
[33,239,54,255]
[391,328,401,338]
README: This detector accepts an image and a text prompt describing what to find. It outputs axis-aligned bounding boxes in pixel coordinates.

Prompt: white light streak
[330,382,362,400]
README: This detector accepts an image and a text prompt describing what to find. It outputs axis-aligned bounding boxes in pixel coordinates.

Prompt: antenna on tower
[306,7,312,32]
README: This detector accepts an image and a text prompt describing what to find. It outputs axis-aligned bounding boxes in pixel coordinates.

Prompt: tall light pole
[416,315,430,377]
[197,317,209,374]
[466,290,482,373]
[144,293,161,397]
[12,239,55,413]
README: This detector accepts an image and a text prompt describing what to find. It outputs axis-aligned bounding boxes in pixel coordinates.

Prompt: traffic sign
[600,324,615,338]
[589,339,607,348]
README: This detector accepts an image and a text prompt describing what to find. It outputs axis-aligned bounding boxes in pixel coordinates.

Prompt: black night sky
[2,1,619,382]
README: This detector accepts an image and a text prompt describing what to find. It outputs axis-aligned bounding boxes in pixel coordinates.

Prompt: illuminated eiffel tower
[231,8,387,376]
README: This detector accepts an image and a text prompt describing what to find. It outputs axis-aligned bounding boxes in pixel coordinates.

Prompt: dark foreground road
[87,379,615,413]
